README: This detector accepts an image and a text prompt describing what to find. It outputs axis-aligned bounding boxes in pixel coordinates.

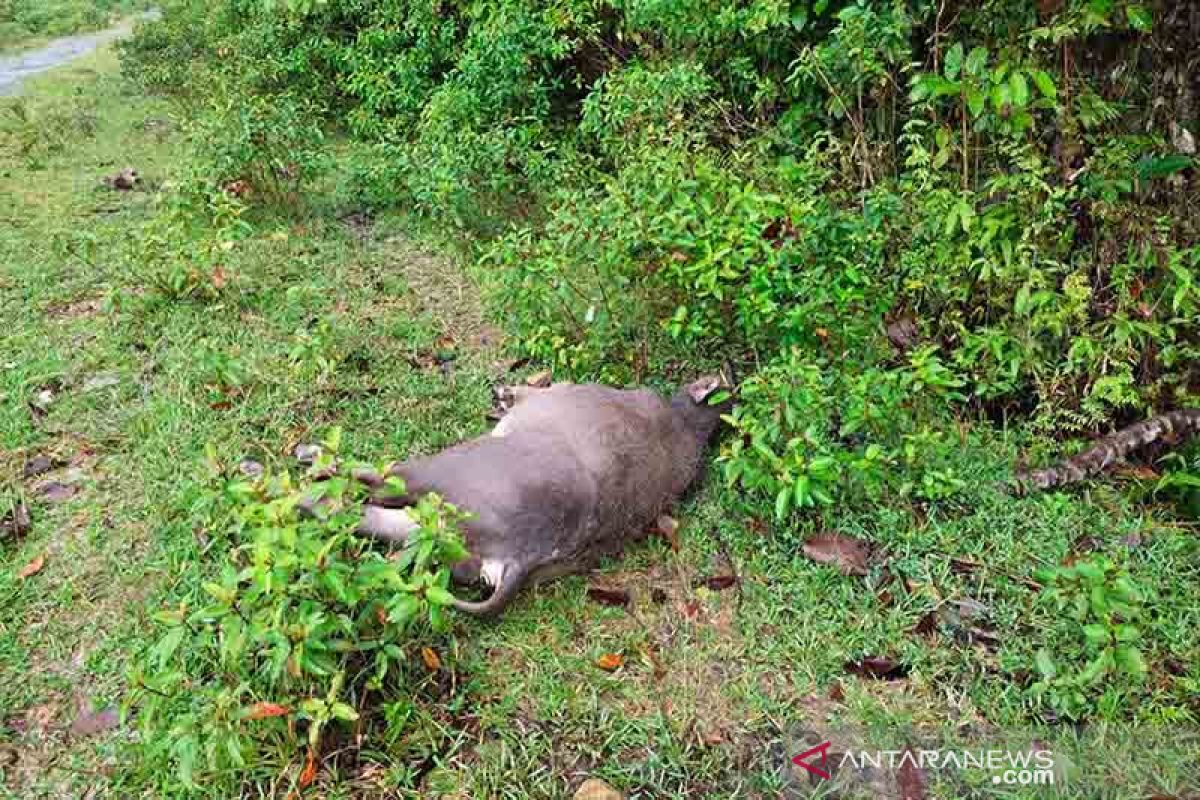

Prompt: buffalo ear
[686,375,722,403]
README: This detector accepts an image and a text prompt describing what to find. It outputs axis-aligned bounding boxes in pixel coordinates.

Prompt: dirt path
[0,10,158,96]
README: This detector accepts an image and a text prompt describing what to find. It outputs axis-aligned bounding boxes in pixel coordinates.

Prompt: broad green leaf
[1009,72,1029,107]
[1032,69,1057,101]
[944,43,964,80]
[965,46,988,76]
[966,87,986,118]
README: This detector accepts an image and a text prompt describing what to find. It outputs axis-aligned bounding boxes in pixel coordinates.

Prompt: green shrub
[130,431,470,791]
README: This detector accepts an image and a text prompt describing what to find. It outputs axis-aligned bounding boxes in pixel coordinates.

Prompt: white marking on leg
[480,559,506,589]
[359,506,420,544]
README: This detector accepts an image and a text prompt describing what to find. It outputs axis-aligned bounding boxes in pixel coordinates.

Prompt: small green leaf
[1126,4,1151,31]
[965,46,988,76]
[1082,623,1110,645]
[1009,72,1029,108]
[1034,649,1057,678]
[1032,70,1057,101]
[1113,624,1141,643]
[966,87,986,118]
[774,486,792,521]
[707,390,732,406]
[944,43,964,80]
[425,586,457,607]
[1114,645,1147,678]
[330,702,359,722]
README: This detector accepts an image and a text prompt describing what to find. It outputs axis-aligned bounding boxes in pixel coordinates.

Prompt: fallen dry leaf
[18,554,45,579]
[573,778,624,800]
[655,514,680,551]
[70,707,120,737]
[596,653,624,672]
[897,746,928,799]
[586,585,631,608]
[844,655,909,680]
[421,647,442,671]
[23,455,58,479]
[802,533,871,576]
[525,369,552,388]
[243,702,290,720]
[298,747,318,788]
[37,481,78,504]
[702,574,738,591]
[886,316,919,352]
[677,599,702,619]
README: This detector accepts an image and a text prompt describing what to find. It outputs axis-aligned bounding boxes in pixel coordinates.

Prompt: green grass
[0,1,153,54]
[1,48,1198,799]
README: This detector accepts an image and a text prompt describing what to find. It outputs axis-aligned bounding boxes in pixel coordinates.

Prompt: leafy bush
[130,431,470,790]
[1029,557,1149,720]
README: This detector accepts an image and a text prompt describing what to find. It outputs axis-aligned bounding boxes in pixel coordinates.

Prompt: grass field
[1,46,1198,799]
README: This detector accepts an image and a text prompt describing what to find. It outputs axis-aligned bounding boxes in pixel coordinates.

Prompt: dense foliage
[132,432,471,789]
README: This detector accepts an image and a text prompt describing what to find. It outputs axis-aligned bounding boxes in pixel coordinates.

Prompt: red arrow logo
[792,740,833,780]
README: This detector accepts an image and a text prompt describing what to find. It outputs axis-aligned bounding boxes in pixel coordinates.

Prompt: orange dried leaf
[244,702,290,720]
[596,652,624,672]
[18,554,45,579]
[421,646,442,671]
[298,748,318,788]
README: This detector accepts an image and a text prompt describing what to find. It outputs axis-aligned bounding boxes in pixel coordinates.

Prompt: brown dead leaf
[677,599,701,619]
[702,574,738,591]
[844,655,909,680]
[70,707,120,737]
[897,746,928,799]
[655,514,680,551]
[18,554,45,579]
[421,647,442,671]
[243,702,290,720]
[828,681,846,702]
[23,455,59,479]
[802,533,871,576]
[1115,464,1159,481]
[298,747,318,788]
[596,653,625,672]
[886,316,919,352]
[525,369,552,388]
[1,503,31,541]
[37,480,78,503]
[574,778,625,800]
[912,611,939,637]
[587,585,631,608]
[210,265,228,289]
